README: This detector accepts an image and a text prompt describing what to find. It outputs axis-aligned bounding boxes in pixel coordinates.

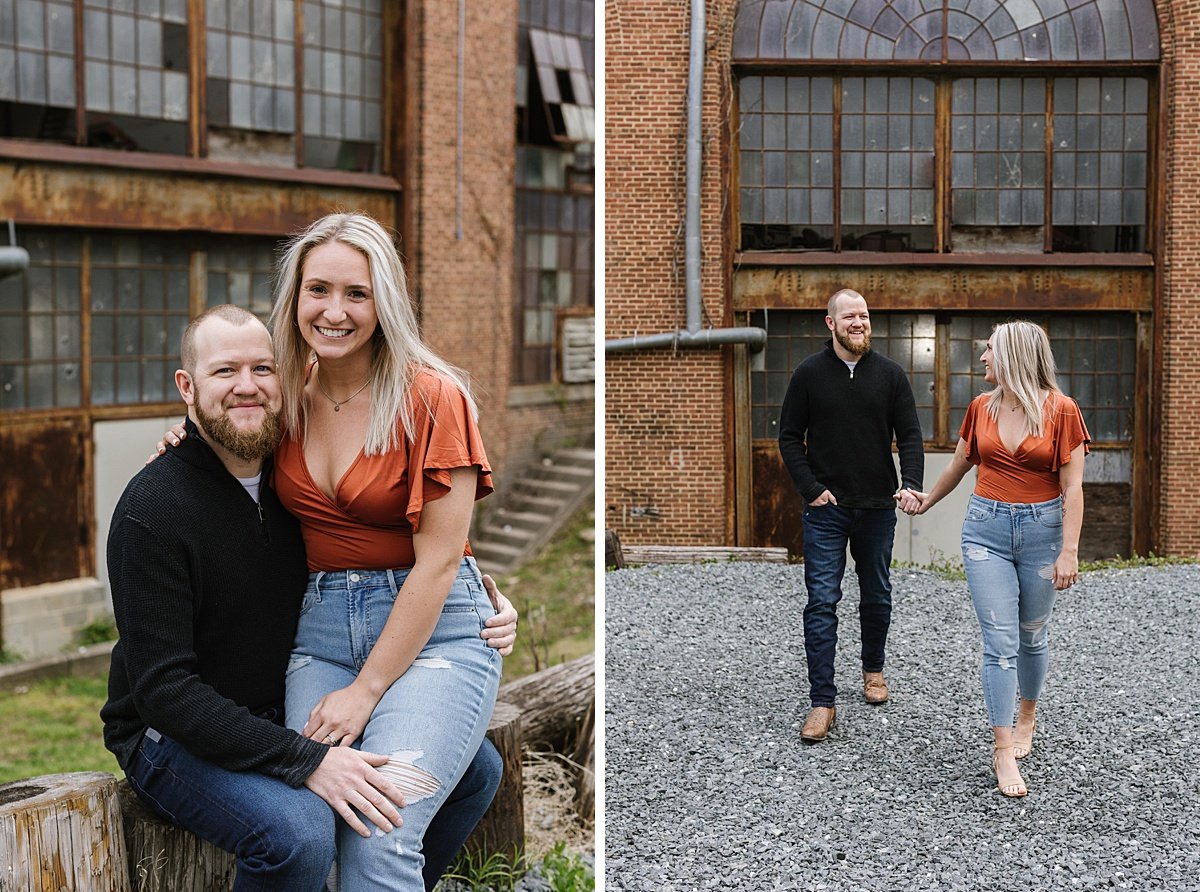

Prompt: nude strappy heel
[993,744,1028,798]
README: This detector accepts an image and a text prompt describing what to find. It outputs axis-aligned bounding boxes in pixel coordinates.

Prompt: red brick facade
[606,0,1196,555]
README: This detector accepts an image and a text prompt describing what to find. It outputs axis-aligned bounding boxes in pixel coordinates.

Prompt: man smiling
[778,289,925,743]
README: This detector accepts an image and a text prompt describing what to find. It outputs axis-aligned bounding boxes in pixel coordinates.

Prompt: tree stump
[570,699,595,826]
[0,771,130,891]
[463,702,525,864]
[117,782,235,892]
[497,653,594,752]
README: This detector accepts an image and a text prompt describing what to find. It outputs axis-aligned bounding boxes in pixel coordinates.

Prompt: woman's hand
[894,489,926,516]
[144,423,188,464]
[302,682,380,749]
[1052,550,1079,590]
[480,574,517,656]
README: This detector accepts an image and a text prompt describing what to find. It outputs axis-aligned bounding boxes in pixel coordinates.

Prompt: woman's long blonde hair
[985,320,1060,439]
[269,213,478,455]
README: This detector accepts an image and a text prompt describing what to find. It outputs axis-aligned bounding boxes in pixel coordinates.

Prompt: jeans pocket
[299,583,320,616]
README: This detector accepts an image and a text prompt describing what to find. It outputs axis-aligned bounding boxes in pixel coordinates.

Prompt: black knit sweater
[778,342,925,509]
[101,417,326,787]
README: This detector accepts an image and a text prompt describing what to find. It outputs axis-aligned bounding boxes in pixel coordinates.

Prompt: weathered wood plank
[620,545,791,565]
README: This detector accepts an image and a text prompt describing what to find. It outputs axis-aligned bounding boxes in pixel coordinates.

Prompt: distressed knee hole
[411,656,452,669]
[378,750,441,805]
[1037,565,1055,580]
[998,656,1011,670]
[965,546,989,562]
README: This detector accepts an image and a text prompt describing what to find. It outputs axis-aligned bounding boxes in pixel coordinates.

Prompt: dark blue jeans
[127,729,501,892]
[802,504,898,707]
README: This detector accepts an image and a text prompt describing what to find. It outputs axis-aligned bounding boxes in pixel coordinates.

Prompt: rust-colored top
[959,392,1090,504]
[274,370,493,571]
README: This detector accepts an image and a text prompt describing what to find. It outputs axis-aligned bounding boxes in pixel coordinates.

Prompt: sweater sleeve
[890,365,925,491]
[778,365,826,502]
[107,508,326,787]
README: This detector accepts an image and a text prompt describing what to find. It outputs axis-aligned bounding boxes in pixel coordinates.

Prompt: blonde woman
[263,213,503,888]
[900,321,1089,798]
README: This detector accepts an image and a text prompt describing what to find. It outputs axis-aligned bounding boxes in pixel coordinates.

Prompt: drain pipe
[606,0,766,355]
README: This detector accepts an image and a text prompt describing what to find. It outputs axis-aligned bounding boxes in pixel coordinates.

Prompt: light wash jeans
[286,557,502,890]
[961,494,1062,727]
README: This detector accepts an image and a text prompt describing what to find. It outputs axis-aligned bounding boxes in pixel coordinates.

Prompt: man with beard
[103,305,515,889]
[778,288,925,743]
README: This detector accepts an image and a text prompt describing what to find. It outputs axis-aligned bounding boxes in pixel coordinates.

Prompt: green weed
[76,615,119,647]
[540,842,595,892]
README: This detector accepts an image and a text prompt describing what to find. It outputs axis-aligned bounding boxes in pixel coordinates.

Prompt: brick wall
[605,0,740,545]
[1158,0,1200,553]
[408,1,519,477]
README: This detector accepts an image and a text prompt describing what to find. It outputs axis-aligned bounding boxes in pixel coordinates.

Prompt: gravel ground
[605,562,1200,891]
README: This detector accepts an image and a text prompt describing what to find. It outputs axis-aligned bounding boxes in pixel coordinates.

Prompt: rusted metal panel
[751,443,805,558]
[0,420,90,592]
[1079,482,1132,561]
[0,161,397,237]
[733,265,1153,311]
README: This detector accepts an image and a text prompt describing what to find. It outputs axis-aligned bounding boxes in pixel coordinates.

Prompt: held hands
[145,422,188,464]
[481,575,517,656]
[894,488,928,516]
[304,746,406,838]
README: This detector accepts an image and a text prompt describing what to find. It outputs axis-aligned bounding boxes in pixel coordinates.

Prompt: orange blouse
[273,370,493,571]
[959,392,1090,504]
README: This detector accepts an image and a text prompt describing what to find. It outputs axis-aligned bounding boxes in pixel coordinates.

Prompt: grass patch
[0,674,120,784]
[497,505,594,679]
[1079,552,1200,572]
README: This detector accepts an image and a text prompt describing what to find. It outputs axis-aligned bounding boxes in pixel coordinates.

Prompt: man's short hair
[180,305,262,374]
[827,288,865,318]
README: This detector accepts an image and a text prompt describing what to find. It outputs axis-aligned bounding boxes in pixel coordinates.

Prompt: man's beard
[835,328,871,357]
[195,402,282,463]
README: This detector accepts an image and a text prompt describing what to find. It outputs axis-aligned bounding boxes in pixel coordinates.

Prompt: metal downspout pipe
[605,0,766,355]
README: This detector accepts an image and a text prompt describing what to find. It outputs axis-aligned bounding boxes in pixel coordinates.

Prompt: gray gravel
[604,562,1200,891]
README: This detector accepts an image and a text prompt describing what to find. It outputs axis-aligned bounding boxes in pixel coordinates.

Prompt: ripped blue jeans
[285,557,501,890]
[961,494,1062,727]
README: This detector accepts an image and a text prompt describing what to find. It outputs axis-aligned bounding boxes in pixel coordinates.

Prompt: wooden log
[0,771,130,892]
[117,782,235,892]
[605,529,626,569]
[570,700,595,826]
[621,544,791,565]
[463,702,525,864]
[497,653,594,753]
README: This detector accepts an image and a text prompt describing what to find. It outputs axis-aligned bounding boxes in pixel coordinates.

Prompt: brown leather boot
[800,706,836,743]
[863,670,889,704]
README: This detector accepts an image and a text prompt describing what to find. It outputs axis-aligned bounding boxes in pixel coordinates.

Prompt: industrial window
[0,227,293,414]
[0,230,82,410]
[738,74,1151,253]
[205,237,277,324]
[751,310,1135,446]
[90,234,190,406]
[513,185,594,384]
[1,0,385,172]
[514,0,595,385]
[83,0,189,154]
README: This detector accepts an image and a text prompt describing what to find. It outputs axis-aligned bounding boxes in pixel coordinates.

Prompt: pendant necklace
[316,374,370,412]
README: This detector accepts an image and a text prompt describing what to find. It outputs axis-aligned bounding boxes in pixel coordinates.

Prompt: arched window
[732,0,1159,254]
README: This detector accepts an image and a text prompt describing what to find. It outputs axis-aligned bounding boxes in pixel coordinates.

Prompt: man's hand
[304,747,405,838]
[809,489,838,507]
[480,574,517,656]
[894,489,927,516]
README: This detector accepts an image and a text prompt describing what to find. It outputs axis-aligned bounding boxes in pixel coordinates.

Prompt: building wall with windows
[606,0,1181,559]
[0,0,593,657]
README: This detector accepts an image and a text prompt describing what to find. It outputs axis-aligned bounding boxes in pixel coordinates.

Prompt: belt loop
[314,570,326,588]
[386,568,398,596]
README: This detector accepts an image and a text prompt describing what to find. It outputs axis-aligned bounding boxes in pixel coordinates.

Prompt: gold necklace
[315,374,370,412]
